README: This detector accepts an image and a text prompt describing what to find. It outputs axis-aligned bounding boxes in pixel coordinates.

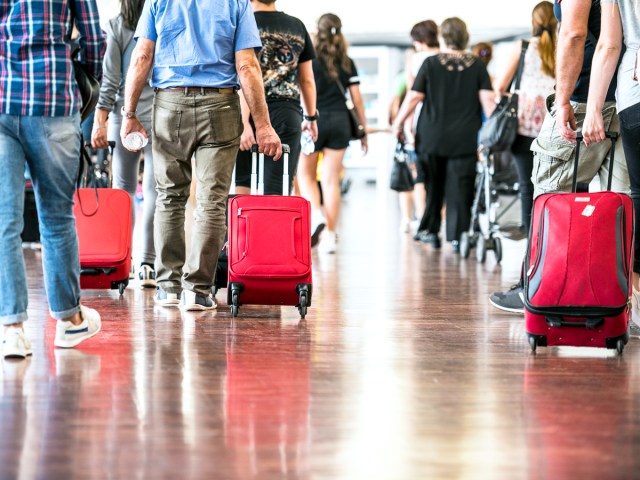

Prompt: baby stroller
[459,146,520,263]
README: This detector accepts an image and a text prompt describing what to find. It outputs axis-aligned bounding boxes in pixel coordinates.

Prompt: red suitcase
[74,188,132,294]
[524,133,633,353]
[227,145,312,318]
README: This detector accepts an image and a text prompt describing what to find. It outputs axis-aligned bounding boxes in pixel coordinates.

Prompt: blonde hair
[314,13,352,81]
[532,1,557,78]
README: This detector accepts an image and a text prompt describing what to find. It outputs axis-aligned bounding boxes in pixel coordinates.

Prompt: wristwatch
[304,111,319,121]
[120,106,137,119]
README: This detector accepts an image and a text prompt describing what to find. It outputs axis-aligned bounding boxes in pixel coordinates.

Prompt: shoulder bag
[335,79,366,140]
[478,40,529,152]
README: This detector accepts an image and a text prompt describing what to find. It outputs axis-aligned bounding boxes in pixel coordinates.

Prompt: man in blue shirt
[121,0,282,311]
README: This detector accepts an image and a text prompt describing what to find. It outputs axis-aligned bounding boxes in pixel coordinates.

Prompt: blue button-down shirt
[135,0,262,89]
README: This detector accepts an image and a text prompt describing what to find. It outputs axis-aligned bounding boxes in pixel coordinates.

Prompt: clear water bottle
[301,131,314,155]
[123,132,148,151]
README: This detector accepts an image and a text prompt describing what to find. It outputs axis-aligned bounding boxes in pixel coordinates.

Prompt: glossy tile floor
[4,170,640,479]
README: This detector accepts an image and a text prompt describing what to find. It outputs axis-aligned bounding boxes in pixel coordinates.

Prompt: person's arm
[120,37,155,150]
[238,89,255,151]
[479,89,496,118]
[391,90,425,144]
[349,83,368,154]
[71,0,105,80]
[298,60,318,142]
[556,0,591,142]
[582,2,622,146]
[236,48,282,160]
[92,20,123,149]
[493,40,522,98]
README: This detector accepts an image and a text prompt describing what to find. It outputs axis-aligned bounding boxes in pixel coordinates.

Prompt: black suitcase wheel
[528,335,537,353]
[118,283,125,295]
[476,235,487,263]
[617,338,624,355]
[494,237,503,264]
[298,291,308,319]
[231,292,239,317]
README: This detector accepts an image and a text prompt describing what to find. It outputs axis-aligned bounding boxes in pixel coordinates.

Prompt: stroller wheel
[494,237,503,264]
[460,232,471,258]
[476,235,487,263]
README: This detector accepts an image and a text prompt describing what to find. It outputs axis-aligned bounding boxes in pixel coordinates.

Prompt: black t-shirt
[555,0,617,103]
[412,53,492,157]
[312,57,360,112]
[254,11,315,103]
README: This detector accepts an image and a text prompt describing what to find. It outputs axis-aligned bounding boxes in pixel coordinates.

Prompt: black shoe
[311,222,325,248]
[451,240,460,254]
[489,283,525,314]
[413,230,424,242]
[419,232,441,249]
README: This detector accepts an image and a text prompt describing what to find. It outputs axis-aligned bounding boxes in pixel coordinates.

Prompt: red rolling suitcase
[227,145,312,318]
[74,188,132,294]
[524,133,633,353]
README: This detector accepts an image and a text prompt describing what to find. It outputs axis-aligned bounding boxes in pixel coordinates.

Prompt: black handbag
[336,79,366,140]
[389,143,414,192]
[479,41,529,152]
[68,1,101,122]
[71,47,101,122]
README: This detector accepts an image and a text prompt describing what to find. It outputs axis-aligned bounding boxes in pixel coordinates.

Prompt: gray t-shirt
[604,0,640,112]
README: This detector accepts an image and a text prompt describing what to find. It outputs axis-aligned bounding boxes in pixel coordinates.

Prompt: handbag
[479,40,529,152]
[389,143,414,192]
[335,79,366,140]
[68,2,101,122]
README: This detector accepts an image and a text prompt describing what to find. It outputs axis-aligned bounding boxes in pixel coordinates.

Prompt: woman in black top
[393,17,495,252]
[297,13,368,254]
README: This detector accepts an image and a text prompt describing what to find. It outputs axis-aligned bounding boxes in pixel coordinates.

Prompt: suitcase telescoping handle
[574,132,618,192]
[250,144,291,196]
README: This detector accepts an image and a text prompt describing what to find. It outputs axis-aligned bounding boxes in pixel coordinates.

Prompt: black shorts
[235,101,302,195]
[315,110,352,151]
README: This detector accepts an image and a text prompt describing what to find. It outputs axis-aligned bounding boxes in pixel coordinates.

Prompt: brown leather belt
[161,86,237,95]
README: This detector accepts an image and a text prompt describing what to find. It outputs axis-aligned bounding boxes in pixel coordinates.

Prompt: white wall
[277,0,540,38]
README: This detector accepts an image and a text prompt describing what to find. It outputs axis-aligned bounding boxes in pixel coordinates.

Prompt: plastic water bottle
[123,132,148,151]
[301,131,314,155]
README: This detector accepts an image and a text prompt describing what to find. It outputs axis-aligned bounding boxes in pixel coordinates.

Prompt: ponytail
[537,29,556,78]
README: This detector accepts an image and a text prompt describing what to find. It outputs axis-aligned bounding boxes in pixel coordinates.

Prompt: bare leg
[319,148,347,232]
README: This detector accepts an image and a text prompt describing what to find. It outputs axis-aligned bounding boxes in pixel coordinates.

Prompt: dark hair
[121,0,145,31]
[410,20,439,48]
[256,0,277,4]
[314,13,351,81]
[471,42,493,66]
[440,17,469,50]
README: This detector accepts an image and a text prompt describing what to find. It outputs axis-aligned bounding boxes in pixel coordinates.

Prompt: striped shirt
[0,0,105,117]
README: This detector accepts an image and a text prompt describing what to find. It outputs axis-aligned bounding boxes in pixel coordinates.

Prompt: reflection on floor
[4,170,640,479]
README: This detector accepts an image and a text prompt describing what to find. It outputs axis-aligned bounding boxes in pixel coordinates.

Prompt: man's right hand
[557,102,578,142]
[255,125,282,160]
[120,117,148,152]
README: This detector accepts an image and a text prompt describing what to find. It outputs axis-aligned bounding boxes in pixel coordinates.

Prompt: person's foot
[137,263,157,288]
[400,218,412,234]
[489,283,525,314]
[3,328,33,359]
[180,290,217,311]
[310,210,326,248]
[154,287,181,306]
[413,230,424,242]
[54,305,102,348]
[318,230,338,254]
[419,232,442,249]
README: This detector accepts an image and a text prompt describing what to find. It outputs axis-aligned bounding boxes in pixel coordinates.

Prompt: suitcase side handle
[251,144,291,196]
[574,132,618,192]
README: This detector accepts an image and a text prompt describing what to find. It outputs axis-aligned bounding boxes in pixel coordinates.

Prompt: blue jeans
[0,114,82,325]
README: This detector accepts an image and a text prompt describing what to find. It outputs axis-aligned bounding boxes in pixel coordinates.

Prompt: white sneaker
[311,210,326,248]
[632,287,640,328]
[54,305,102,348]
[400,218,411,233]
[137,264,157,288]
[2,328,32,359]
[318,231,337,254]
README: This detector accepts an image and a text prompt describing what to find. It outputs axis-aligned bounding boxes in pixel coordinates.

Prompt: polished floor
[4,170,640,480]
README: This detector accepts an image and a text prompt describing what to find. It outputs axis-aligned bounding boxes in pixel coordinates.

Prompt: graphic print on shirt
[258,32,306,101]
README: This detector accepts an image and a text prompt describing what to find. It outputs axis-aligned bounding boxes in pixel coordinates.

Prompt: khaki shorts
[531,94,630,198]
